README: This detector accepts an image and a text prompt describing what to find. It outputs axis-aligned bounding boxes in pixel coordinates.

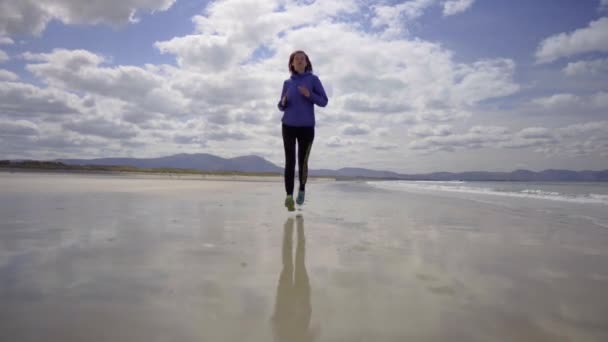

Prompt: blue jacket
[278,71,328,127]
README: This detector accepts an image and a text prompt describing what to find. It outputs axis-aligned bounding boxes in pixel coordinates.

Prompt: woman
[278,50,328,211]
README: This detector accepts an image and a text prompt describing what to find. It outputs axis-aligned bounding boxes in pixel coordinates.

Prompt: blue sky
[1,0,607,172]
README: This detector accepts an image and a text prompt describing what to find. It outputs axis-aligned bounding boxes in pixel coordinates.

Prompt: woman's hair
[288,50,313,74]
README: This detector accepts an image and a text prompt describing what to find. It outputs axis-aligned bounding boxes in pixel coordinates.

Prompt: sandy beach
[1,172,607,342]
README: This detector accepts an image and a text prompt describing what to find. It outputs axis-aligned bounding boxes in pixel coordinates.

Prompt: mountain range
[56,153,608,181]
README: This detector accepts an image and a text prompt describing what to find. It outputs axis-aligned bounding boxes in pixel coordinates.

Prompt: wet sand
[1,172,607,341]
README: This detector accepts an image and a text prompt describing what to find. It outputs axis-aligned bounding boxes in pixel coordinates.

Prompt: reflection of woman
[272,216,314,342]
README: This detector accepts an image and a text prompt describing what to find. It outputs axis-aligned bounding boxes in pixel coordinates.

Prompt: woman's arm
[309,76,328,107]
[277,81,288,111]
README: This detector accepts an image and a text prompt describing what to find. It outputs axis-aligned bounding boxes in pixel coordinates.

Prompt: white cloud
[501,127,557,149]
[518,127,553,139]
[0,50,8,63]
[156,0,358,72]
[409,124,453,138]
[0,119,39,136]
[590,91,608,108]
[0,69,18,81]
[559,120,608,138]
[532,92,608,110]
[0,0,524,167]
[409,125,511,152]
[24,49,189,116]
[563,58,608,76]
[0,37,13,45]
[372,142,399,151]
[148,0,520,164]
[452,59,519,105]
[326,135,353,148]
[0,81,84,117]
[532,93,582,109]
[372,0,436,38]
[63,117,138,139]
[407,121,608,159]
[6,0,604,171]
[340,124,371,136]
[536,17,608,64]
[206,127,249,141]
[544,121,608,157]
[442,0,475,17]
[0,0,176,36]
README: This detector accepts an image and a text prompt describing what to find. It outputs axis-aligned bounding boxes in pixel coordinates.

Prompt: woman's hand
[281,95,287,106]
[298,85,310,98]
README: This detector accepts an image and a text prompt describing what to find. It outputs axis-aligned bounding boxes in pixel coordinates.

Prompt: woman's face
[292,53,308,73]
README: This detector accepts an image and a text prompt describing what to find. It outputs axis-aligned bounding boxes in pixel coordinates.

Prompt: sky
[0,0,607,173]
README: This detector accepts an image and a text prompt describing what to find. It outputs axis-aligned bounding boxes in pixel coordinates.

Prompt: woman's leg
[282,124,297,196]
[296,127,315,192]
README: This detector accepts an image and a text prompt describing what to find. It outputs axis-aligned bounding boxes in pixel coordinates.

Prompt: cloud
[0,116,122,160]
[563,58,608,76]
[409,125,511,152]
[173,133,206,146]
[342,94,411,114]
[24,49,189,116]
[340,124,371,136]
[409,124,453,138]
[531,92,608,110]
[11,0,591,169]
[326,136,353,148]
[206,127,249,141]
[156,0,358,72]
[371,0,436,38]
[452,59,519,105]
[600,0,608,11]
[518,127,553,139]
[33,133,106,151]
[149,0,521,159]
[0,0,176,36]
[0,50,8,63]
[0,69,18,81]
[0,81,83,117]
[559,120,608,137]
[0,119,39,136]
[442,0,475,17]
[591,91,608,108]
[532,93,582,109]
[407,122,608,159]
[155,0,518,121]
[63,117,138,139]
[372,143,399,150]
[545,121,608,157]
[535,17,608,64]
[0,0,522,164]
[500,127,557,149]
[0,37,14,45]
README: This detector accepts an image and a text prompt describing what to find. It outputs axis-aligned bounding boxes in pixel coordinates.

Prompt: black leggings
[282,124,314,195]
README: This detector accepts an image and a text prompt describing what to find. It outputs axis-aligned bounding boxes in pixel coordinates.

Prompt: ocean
[367,180,608,229]
[366,180,608,205]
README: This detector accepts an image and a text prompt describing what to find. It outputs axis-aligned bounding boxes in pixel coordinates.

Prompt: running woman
[278,50,328,211]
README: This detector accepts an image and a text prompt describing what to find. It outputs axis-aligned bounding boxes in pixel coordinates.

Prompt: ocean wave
[366,181,608,205]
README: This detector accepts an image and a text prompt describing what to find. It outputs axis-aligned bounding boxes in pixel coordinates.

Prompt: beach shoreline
[0,168,337,183]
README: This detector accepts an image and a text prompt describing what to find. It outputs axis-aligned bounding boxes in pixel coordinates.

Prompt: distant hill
[50,153,608,181]
[58,153,281,174]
